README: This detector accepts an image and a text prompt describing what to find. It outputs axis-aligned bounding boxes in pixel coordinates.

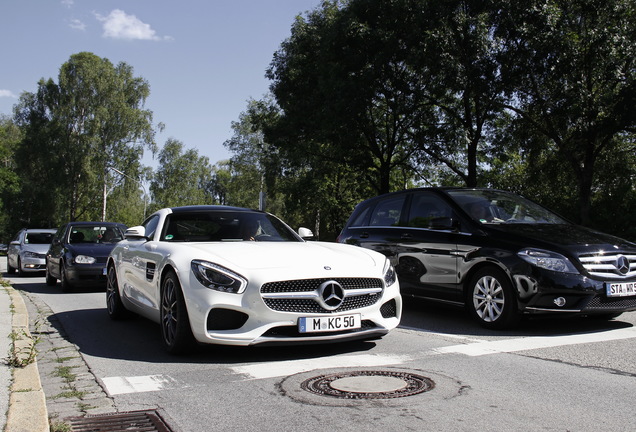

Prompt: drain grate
[66,409,173,432]
[301,370,435,399]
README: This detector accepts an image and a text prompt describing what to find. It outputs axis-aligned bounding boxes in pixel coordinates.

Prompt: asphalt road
[7,269,636,432]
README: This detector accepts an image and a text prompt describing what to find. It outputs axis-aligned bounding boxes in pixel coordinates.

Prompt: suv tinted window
[369,195,406,227]
[407,193,452,228]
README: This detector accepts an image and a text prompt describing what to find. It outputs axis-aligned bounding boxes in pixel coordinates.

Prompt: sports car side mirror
[125,226,147,239]
[298,227,315,240]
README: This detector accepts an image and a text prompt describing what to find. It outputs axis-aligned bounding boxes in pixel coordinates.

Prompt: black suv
[337,188,636,329]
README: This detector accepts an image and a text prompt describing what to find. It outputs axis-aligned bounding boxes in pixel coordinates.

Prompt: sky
[0,0,322,166]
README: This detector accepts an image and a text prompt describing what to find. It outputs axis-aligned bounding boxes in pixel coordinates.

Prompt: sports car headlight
[383,259,397,286]
[191,260,247,294]
[518,248,577,273]
[74,255,96,264]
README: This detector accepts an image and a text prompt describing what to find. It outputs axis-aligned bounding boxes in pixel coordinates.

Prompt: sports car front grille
[578,252,636,278]
[261,277,383,314]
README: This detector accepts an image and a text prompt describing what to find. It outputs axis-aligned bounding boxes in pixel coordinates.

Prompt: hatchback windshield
[447,189,567,225]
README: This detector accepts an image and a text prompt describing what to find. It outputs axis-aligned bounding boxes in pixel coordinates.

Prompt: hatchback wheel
[60,263,73,292]
[467,267,519,330]
[160,271,196,354]
[45,265,57,286]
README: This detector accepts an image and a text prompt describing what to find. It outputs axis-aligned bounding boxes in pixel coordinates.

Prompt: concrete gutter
[5,287,49,432]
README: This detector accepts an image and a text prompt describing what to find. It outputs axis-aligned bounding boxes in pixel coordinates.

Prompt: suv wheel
[467,267,519,330]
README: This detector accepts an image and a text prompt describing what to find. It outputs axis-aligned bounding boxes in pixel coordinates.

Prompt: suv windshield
[447,189,567,225]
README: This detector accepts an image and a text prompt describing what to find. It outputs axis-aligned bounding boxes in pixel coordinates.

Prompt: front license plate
[298,314,361,333]
[606,282,636,297]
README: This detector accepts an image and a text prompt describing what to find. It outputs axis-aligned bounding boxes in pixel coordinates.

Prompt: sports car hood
[485,223,636,252]
[183,241,385,273]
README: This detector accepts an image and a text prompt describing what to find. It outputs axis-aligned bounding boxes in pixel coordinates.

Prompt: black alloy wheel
[60,263,73,292]
[45,264,57,286]
[467,267,519,330]
[106,264,127,319]
[160,271,196,354]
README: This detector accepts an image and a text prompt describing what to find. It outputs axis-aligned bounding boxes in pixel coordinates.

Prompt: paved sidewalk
[1,253,116,432]
[1,286,49,432]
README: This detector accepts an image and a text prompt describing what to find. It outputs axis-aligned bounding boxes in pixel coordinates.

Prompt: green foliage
[150,138,214,209]
[11,52,155,229]
[0,116,22,240]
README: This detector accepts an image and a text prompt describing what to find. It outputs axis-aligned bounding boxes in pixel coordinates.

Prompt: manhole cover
[300,370,434,399]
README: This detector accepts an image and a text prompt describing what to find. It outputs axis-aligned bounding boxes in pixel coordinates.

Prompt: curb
[6,287,49,432]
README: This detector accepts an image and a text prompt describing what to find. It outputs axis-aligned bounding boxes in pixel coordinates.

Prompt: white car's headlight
[517,248,578,273]
[191,260,247,294]
[74,255,96,264]
[383,259,397,286]
[24,251,40,258]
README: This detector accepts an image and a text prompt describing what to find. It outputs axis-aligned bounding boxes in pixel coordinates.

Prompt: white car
[107,206,402,354]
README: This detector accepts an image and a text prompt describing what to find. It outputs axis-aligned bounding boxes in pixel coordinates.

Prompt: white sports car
[107,205,402,354]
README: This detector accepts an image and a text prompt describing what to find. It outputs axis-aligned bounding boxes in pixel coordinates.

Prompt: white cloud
[61,0,74,8]
[94,9,171,41]
[0,90,17,99]
[69,18,86,31]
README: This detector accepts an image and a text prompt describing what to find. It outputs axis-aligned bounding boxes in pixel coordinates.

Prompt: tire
[160,271,196,354]
[17,258,25,276]
[60,263,74,293]
[467,267,519,330]
[106,264,128,320]
[45,265,57,286]
[6,258,16,274]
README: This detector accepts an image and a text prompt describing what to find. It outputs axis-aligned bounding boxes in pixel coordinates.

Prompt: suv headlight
[518,248,578,273]
[383,259,397,286]
[74,255,96,264]
[191,260,247,293]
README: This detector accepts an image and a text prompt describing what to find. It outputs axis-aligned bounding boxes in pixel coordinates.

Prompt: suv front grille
[578,252,636,278]
[261,277,383,313]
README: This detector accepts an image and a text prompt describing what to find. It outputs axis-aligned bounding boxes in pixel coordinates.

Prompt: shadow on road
[10,272,634,366]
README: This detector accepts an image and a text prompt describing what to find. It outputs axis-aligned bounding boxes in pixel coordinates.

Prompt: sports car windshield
[447,190,567,225]
[161,211,301,242]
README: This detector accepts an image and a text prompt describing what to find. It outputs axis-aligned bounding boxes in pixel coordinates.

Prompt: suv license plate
[606,282,636,297]
[299,314,361,333]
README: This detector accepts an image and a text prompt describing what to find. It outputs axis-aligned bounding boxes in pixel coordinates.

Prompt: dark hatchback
[337,188,636,329]
[46,222,127,291]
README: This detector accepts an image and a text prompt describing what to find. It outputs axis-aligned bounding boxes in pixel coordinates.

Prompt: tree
[267,0,422,195]
[13,52,155,223]
[495,0,636,225]
[0,115,22,239]
[150,139,213,209]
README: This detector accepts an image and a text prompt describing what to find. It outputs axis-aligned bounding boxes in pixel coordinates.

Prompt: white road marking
[102,374,186,395]
[433,326,636,357]
[100,327,636,394]
[230,353,411,380]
